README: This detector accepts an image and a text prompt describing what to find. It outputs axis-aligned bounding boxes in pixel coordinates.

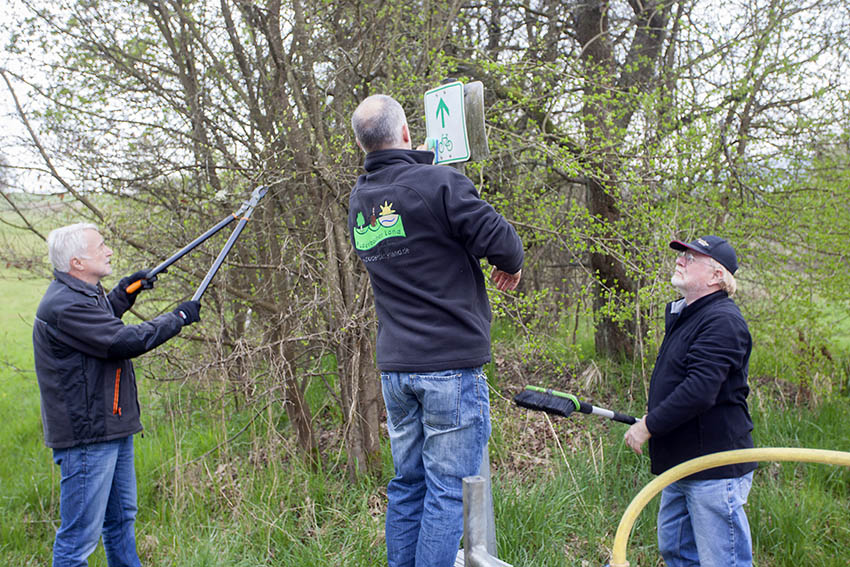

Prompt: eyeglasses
[677,250,716,268]
[678,251,697,264]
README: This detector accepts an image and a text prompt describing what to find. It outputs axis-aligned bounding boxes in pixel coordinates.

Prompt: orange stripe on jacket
[112,368,122,416]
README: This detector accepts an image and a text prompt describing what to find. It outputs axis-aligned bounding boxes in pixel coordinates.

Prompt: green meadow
[1,262,849,566]
[1,208,849,566]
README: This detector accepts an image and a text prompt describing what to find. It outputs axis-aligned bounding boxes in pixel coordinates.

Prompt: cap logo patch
[697,238,709,247]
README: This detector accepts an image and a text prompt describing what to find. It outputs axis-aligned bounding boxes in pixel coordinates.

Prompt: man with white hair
[624,235,756,567]
[349,94,524,567]
[33,223,200,567]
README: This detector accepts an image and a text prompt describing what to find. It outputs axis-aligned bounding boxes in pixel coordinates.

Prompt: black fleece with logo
[33,270,184,449]
[348,149,524,372]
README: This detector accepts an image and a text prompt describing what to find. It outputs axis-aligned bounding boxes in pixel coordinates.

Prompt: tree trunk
[587,178,637,359]
[574,0,671,358]
[273,323,318,464]
[325,207,383,478]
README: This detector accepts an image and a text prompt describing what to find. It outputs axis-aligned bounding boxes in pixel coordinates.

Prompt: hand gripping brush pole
[125,185,268,300]
[513,385,637,425]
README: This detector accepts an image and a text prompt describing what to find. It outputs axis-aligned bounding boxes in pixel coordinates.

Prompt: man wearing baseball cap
[624,235,756,566]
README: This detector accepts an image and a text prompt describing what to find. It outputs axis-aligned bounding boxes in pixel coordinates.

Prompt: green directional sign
[424,81,470,164]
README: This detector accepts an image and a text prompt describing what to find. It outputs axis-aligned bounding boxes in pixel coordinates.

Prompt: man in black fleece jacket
[624,235,755,567]
[33,223,200,567]
[349,94,523,567]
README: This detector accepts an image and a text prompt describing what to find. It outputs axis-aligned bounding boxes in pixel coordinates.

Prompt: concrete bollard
[461,474,512,567]
[455,444,507,567]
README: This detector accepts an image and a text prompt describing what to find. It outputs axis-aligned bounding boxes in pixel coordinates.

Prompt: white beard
[671,272,686,294]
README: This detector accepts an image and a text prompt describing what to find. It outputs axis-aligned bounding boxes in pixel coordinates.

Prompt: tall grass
[0,268,56,565]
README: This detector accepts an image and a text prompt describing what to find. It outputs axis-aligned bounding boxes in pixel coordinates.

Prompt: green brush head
[523,385,580,410]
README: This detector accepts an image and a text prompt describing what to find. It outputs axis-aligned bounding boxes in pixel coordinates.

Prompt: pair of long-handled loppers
[513,385,637,425]
[125,186,268,300]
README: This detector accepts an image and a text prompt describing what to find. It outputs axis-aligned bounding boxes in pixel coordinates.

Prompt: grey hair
[707,257,738,297]
[47,223,99,272]
[351,94,407,152]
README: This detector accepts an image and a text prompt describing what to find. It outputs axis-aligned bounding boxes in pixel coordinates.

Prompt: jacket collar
[685,289,728,310]
[669,289,728,321]
[363,148,434,172]
[54,269,101,297]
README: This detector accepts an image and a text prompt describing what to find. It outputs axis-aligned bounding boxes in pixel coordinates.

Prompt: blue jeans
[52,436,141,567]
[381,367,491,567]
[657,471,754,567]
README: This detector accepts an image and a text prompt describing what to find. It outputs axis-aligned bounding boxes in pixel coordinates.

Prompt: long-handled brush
[513,385,637,425]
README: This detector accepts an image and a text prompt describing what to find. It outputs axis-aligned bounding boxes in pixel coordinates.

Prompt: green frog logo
[353,201,406,250]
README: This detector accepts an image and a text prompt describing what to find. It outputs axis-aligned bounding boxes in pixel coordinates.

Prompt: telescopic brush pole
[513,385,637,425]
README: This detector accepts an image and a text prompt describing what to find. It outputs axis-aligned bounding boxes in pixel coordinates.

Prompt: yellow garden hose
[609,447,850,567]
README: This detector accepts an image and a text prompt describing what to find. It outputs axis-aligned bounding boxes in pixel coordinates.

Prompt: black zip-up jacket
[348,149,524,371]
[645,290,756,479]
[33,270,185,449]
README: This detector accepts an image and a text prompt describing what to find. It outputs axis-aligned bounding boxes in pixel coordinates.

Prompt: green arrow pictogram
[436,97,450,128]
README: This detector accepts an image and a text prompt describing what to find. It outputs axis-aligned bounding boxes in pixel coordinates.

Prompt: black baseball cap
[670,235,738,274]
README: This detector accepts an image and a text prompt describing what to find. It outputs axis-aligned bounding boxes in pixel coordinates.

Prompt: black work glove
[174,300,201,326]
[118,270,157,295]
[115,270,156,308]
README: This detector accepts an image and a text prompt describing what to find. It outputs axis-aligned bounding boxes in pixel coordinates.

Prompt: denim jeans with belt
[52,435,141,567]
[657,471,754,567]
[381,367,491,567]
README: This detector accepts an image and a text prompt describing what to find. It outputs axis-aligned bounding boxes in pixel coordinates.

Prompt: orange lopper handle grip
[125,280,142,294]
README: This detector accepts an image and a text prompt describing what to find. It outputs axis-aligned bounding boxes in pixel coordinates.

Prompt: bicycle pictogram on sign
[423,81,470,164]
